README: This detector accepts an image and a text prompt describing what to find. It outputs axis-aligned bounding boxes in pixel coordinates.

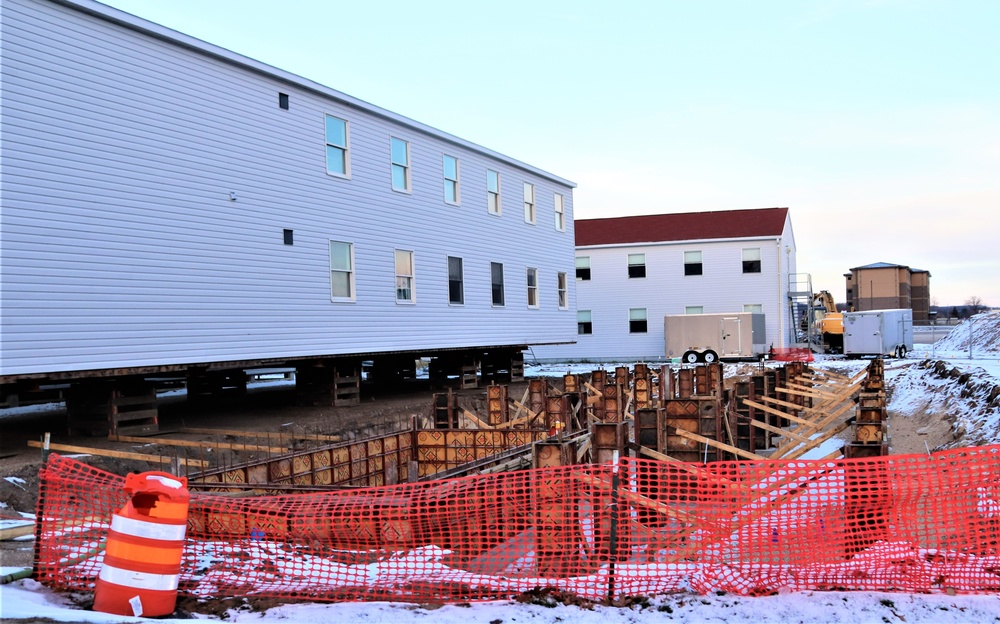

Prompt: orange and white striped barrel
[93,472,190,617]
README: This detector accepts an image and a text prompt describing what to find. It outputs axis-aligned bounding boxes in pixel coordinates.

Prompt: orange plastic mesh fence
[35,447,1000,603]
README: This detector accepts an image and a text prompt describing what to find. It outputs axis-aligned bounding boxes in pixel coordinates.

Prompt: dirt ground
[0,370,958,580]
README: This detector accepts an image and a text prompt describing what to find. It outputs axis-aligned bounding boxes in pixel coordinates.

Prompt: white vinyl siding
[531,222,797,362]
[0,0,579,376]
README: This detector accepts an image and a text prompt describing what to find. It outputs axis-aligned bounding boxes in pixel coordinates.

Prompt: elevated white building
[0,0,576,412]
[530,208,797,362]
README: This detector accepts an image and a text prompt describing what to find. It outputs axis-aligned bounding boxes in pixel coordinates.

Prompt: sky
[76,1,1000,304]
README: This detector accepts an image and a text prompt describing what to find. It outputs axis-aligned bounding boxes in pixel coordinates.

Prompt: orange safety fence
[768,347,815,362]
[34,447,1000,603]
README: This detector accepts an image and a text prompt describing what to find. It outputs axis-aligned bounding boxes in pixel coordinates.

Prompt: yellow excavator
[812,290,844,353]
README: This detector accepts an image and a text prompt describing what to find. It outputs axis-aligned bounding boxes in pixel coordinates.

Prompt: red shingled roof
[575,207,789,246]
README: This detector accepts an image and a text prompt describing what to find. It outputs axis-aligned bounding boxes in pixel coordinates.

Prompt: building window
[578,310,593,335]
[325,115,349,176]
[448,256,464,305]
[684,250,703,276]
[744,304,763,313]
[395,249,414,302]
[487,169,501,215]
[629,308,648,333]
[523,182,535,224]
[685,306,704,314]
[576,256,591,281]
[557,272,568,309]
[554,193,565,231]
[491,262,505,306]
[329,241,354,301]
[390,137,410,192]
[443,155,460,205]
[526,267,539,308]
[278,93,289,110]
[742,248,761,273]
[628,253,646,278]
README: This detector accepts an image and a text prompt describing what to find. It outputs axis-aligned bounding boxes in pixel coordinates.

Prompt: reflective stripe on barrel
[98,564,181,591]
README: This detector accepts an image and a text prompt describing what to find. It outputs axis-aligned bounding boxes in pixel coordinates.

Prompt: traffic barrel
[93,471,190,617]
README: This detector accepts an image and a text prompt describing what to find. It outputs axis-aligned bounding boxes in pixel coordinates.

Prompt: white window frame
[684,250,703,276]
[390,137,411,192]
[443,155,460,205]
[629,308,648,334]
[487,169,501,215]
[557,272,568,309]
[575,256,591,281]
[685,305,704,314]
[325,115,350,178]
[526,267,539,308]
[395,249,415,303]
[329,240,355,302]
[577,310,593,335]
[448,256,464,305]
[523,182,535,224]
[742,247,762,274]
[490,261,505,306]
[628,253,646,279]
[554,193,565,231]
[744,304,763,314]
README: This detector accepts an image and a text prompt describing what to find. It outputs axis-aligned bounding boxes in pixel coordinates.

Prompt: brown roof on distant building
[575,207,789,246]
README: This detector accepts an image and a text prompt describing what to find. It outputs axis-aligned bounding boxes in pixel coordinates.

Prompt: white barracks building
[531,207,798,362]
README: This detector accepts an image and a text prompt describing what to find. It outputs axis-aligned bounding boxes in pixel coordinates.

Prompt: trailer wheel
[703,350,718,364]
[896,345,907,359]
[682,351,699,364]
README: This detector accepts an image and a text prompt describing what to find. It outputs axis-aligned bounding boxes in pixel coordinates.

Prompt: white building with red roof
[530,207,797,362]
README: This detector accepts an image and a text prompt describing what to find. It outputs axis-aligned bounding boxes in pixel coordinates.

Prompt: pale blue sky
[100,0,1000,307]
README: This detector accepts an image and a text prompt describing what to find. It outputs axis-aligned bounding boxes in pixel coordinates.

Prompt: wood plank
[27,440,208,468]
[573,473,693,522]
[111,434,287,454]
[636,445,737,487]
[461,409,495,430]
[747,419,811,444]
[179,427,342,442]
[665,427,762,461]
[0,522,35,541]
[780,421,853,461]
[742,399,817,428]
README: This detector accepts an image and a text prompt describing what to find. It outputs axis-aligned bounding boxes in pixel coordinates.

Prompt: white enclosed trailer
[843,309,914,358]
[664,312,767,363]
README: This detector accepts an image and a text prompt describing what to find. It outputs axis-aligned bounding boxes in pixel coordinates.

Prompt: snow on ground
[5,575,1000,623]
[3,314,1000,622]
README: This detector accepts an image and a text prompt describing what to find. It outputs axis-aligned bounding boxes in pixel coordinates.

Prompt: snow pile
[930,312,1000,355]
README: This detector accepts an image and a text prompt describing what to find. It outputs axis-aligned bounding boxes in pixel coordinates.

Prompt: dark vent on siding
[283,229,293,245]
[278,93,289,110]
